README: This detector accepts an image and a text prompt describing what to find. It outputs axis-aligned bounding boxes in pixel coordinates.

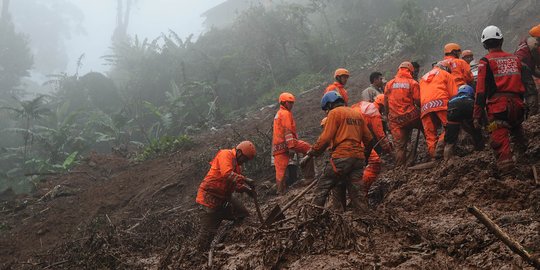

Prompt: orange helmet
[320,117,327,127]
[236,141,256,160]
[462,50,473,57]
[530,24,540,37]
[334,68,350,78]
[279,92,295,103]
[398,61,414,72]
[444,43,461,54]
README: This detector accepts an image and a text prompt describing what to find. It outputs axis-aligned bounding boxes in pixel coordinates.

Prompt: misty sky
[66,0,225,74]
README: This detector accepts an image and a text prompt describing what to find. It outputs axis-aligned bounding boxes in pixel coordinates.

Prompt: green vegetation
[0,0,463,193]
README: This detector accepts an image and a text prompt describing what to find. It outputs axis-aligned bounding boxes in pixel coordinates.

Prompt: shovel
[262,178,319,227]
[262,156,324,227]
[252,193,265,225]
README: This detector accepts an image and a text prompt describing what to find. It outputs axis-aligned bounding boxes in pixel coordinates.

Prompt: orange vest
[444,55,473,86]
[312,106,373,159]
[272,105,298,155]
[384,69,420,126]
[419,67,458,117]
[196,149,247,209]
[325,82,349,105]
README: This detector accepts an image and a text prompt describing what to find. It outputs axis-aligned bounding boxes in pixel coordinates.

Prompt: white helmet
[481,25,503,43]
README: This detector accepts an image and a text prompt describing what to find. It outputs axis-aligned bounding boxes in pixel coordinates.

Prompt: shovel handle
[252,195,264,225]
[280,178,319,214]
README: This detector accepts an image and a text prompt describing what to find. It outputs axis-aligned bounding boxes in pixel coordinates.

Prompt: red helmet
[279,92,295,103]
[236,141,256,160]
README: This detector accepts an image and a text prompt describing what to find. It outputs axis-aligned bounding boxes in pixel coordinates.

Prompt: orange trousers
[421,110,447,158]
[274,140,311,186]
[362,150,381,191]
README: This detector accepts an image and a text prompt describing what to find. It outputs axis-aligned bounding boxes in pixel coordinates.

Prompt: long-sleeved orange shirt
[444,55,473,86]
[312,106,372,159]
[420,67,458,117]
[196,149,247,209]
[272,105,298,155]
[324,82,349,105]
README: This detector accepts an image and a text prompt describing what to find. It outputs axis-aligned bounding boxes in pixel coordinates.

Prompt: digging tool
[407,129,421,166]
[252,193,265,225]
[263,159,326,227]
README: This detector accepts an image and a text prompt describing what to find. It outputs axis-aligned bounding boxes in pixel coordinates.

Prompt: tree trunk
[1,0,10,21]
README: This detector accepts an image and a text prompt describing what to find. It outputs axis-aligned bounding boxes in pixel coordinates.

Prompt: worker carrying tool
[443,43,474,87]
[305,92,374,213]
[420,60,458,160]
[514,23,540,115]
[384,61,422,166]
[195,141,257,251]
[474,25,528,174]
[272,92,314,194]
[443,85,484,159]
[325,68,350,105]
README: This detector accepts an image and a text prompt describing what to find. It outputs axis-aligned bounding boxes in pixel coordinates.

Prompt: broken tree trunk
[468,206,540,269]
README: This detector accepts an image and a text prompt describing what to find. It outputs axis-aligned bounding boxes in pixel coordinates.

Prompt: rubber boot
[443,143,455,160]
[434,141,445,160]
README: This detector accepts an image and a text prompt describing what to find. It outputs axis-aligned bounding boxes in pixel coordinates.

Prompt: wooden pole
[467,206,540,269]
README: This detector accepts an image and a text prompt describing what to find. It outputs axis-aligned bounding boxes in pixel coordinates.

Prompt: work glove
[473,119,481,130]
[244,178,256,188]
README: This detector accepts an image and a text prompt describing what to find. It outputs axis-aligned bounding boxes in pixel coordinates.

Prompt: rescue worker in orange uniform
[351,100,391,191]
[272,92,314,194]
[384,61,422,166]
[305,92,373,212]
[325,68,350,105]
[195,141,257,251]
[420,60,458,160]
[514,23,540,115]
[474,25,528,173]
[443,43,474,87]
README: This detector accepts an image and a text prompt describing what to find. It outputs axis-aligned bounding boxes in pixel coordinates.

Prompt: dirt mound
[2,64,540,269]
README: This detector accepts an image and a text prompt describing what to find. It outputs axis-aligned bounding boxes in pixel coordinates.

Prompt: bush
[135,135,193,161]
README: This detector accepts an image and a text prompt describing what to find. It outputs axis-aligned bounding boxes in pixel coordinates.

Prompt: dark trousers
[195,197,249,251]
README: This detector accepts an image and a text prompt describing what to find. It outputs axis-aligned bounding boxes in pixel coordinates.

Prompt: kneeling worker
[195,141,257,251]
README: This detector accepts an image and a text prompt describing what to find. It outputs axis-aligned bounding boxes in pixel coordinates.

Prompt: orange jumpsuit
[351,101,389,189]
[196,149,248,209]
[419,67,458,158]
[272,105,311,189]
[325,82,349,105]
[444,55,474,87]
[384,68,421,166]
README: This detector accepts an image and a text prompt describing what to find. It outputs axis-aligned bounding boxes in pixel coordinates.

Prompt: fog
[10,0,225,77]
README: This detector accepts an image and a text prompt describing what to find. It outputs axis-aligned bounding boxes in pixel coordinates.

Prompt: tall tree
[0,19,33,96]
[112,0,133,45]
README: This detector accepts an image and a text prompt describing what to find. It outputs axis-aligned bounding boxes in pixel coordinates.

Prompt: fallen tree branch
[532,165,538,186]
[467,206,540,269]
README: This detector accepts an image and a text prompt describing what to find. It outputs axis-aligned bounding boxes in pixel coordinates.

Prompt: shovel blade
[263,205,286,226]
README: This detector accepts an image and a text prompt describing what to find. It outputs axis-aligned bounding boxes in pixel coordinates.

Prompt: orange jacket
[351,101,385,141]
[444,55,473,86]
[384,69,420,127]
[312,106,373,159]
[419,67,458,117]
[325,82,349,105]
[272,105,298,155]
[196,149,247,209]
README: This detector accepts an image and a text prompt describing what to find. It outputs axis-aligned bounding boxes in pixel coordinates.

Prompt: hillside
[1,65,539,268]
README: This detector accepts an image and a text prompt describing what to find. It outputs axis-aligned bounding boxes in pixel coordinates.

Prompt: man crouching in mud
[304,92,374,213]
[195,141,257,251]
